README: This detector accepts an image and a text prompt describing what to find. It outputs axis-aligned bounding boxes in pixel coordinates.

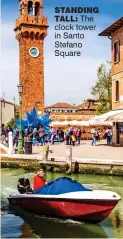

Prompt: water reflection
[110,209,123,238]
[11,208,108,238]
[114,210,121,228]
[20,222,34,238]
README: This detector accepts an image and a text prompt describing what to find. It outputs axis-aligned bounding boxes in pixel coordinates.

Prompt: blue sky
[1,0,123,105]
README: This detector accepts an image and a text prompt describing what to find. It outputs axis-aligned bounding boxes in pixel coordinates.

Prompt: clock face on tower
[29,47,39,58]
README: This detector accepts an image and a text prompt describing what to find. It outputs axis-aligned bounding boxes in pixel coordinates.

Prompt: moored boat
[7,177,121,223]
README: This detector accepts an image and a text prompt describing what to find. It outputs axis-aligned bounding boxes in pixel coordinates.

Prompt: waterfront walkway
[33,140,123,161]
[1,140,123,167]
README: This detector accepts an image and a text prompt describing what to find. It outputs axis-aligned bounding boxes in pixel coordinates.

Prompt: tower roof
[99,16,123,36]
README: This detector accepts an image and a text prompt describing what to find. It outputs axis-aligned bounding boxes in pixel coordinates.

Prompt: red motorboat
[7,177,121,223]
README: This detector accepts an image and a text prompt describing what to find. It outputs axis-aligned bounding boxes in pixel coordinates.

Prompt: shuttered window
[116,80,119,102]
[114,40,120,63]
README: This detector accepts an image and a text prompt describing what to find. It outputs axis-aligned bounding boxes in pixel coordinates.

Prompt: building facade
[111,18,123,110]
[45,102,78,113]
[99,17,123,109]
[0,98,15,126]
[77,98,98,115]
[99,17,123,145]
[15,0,48,116]
[45,100,96,122]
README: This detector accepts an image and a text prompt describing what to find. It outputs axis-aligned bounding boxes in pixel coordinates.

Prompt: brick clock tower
[15,0,48,116]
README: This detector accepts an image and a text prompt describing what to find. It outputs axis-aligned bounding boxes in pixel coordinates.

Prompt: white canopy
[60,121,69,126]
[78,121,90,126]
[89,109,123,125]
[69,120,79,126]
[50,120,90,126]
[50,121,61,126]
[50,110,123,127]
[107,111,123,122]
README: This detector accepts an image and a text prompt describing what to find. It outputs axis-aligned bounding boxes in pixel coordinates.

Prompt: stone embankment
[1,153,123,176]
[1,138,123,175]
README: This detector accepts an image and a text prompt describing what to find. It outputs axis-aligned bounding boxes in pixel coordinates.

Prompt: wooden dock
[1,154,67,168]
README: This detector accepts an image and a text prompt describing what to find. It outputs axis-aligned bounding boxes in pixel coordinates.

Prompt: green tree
[6,118,16,129]
[91,61,112,115]
[6,113,19,129]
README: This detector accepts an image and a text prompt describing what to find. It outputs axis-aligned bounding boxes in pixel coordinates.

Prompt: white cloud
[1,17,111,106]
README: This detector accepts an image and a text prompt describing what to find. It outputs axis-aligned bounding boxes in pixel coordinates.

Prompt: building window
[28,1,33,15]
[116,80,119,102]
[114,40,120,63]
[21,3,24,15]
[35,2,40,16]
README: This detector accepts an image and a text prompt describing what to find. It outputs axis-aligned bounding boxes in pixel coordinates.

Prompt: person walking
[69,127,73,145]
[39,126,45,146]
[50,128,56,144]
[77,127,81,144]
[71,133,76,146]
[91,128,96,146]
[33,128,38,145]
[105,127,112,145]
[65,128,70,145]
[57,128,62,143]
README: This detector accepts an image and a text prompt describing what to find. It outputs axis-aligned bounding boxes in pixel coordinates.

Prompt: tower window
[21,3,25,15]
[28,1,33,15]
[35,2,40,16]
[20,7,22,15]
[20,2,24,15]
[115,80,119,102]
[114,40,120,63]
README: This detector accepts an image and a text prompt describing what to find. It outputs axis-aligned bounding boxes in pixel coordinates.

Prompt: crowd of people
[1,125,82,147]
[91,126,113,146]
[1,124,113,147]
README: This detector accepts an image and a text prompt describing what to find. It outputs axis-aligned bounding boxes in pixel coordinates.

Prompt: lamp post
[0,98,5,141]
[13,97,16,121]
[17,83,24,154]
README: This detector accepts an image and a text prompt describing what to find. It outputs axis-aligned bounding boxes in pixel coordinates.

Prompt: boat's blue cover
[32,177,92,195]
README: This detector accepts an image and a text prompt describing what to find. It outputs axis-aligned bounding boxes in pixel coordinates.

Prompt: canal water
[1,168,123,238]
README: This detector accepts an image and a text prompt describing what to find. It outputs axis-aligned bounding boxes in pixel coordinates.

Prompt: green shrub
[112,169,123,176]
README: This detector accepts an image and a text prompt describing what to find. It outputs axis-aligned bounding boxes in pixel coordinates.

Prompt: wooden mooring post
[42,145,49,162]
[65,147,72,173]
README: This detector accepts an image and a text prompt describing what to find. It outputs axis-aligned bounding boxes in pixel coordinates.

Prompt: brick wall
[112,27,123,109]
[112,27,123,75]
[19,36,45,115]
[50,113,93,121]
[15,1,48,116]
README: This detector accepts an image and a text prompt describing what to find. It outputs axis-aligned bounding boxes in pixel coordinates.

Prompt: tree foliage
[6,118,16,129]
[6,113,19,129]
[91,61,112,115]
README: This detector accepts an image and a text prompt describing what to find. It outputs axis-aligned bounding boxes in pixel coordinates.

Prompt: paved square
[33,140,123,161]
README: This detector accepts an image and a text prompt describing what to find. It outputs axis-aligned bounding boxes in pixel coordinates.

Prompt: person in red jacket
[33,168,47,190]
